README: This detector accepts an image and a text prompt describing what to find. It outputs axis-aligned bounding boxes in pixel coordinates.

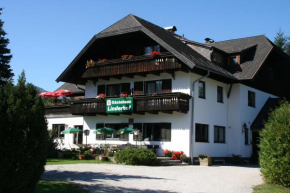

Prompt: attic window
[212,52,222,63]
[230,55,240,65]
[144,45,160,56]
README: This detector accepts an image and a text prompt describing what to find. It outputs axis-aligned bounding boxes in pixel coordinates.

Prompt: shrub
[114,148,157,165]
[63,150,78,159]
[180,154,188,162]
[0,72,48,193]
[259,100,290,188]
[47,128,58,158]
[83,150,94,160]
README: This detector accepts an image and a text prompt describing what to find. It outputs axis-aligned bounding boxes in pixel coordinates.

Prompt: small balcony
[70,92,191,115]
[81,52,184,79]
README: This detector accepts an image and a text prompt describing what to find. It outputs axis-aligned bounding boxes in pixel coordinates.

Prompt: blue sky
[2,0,290,91]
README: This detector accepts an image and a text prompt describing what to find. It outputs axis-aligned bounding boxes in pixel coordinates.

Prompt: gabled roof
[251,97,280,131]
[56,14,237,83]
[55,83,85,93]
[212,35,273,79]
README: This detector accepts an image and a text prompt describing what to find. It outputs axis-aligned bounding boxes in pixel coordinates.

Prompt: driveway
[42,164,262,193]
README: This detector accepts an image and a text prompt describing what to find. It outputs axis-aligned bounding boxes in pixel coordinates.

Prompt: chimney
[205,38,215,44]
[164,26,177,34]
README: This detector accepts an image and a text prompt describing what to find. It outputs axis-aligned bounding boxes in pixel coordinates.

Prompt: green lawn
[35,181,86,193]
[46,158,111,165]
[253,184,290,193]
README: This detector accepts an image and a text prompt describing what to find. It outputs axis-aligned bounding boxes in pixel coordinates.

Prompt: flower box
[199,157,212,166]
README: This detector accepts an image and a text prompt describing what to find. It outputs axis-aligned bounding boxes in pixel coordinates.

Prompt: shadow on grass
[42,170,168,182]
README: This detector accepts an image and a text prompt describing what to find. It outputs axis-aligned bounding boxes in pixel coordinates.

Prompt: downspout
[189,70,210,164]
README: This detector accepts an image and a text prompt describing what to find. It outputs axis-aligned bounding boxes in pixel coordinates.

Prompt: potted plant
[199,154,212,166]
[85,60,96,68]
[180,154,188,164]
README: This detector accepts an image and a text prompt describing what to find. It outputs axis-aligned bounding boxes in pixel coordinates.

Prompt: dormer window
[212,52,222,63]
[229,55,240,65]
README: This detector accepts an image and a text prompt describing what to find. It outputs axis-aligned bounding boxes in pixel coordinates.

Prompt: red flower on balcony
[97,93,106,98]
[120,93,128,97]
[149,51,161,58]
[97,59,108,64]
[121,55,134,60]
[85,60,96,68]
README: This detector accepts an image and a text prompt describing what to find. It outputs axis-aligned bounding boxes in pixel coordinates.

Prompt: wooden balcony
[82,52,183,79]
[45,105,71,115]
[69,93,191,115]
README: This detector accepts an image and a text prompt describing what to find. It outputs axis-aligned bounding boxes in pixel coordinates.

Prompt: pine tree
[0,8,14,86]
[274,28,288,52]
[0,71,48,193]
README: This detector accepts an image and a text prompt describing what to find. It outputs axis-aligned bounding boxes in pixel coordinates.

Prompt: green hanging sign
[106,97,133,113]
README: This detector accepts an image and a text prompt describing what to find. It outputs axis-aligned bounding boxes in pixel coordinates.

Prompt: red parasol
[53,89,73,97]
[39,91,56,97]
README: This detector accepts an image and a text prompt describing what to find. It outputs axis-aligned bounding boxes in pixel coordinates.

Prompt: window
[217,86,223,103]
[143,123,171,141]
[98,85,105,95]
[198,81,205,99]
[95,123,129,141]
[248,91,255,107]
[214,126,225,143]
[52,124,65,138]
[100,83,130,97]
[212,52,222,63]
[144,45,160,56]
[107,84,120,97]
[134,82,143,95]
[195,124,209,142]
[144,79,172,94]
[230,56,238,65]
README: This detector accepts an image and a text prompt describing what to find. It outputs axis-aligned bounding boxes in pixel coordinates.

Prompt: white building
[46,14,290,163]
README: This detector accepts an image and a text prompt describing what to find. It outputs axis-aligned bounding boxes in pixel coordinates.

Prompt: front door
[74,125,83,144]
[252,131,260,163]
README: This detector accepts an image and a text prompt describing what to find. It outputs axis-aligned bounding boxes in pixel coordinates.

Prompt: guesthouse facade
[46,14,290,162]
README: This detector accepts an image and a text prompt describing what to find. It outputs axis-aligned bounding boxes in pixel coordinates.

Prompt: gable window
[195,123,209,142]
[52,124,65,138]
[214,126,225,143]
[248,91,255,107]
[217,86,223,103]
[198,81,205,99]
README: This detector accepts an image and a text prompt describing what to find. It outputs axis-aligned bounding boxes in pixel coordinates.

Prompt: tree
[259,100,290,188]
[0,8,14,86]
[0,71,48,193]
[274,28,290,56]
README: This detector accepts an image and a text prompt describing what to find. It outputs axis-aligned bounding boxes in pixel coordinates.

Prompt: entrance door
[252,131,260,163]
[74,125,83,144]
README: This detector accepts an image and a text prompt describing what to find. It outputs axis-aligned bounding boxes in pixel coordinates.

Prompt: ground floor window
[214,126,225,143]
[195,123,209,142]
[52,124,65,138]
[142,123,171,141]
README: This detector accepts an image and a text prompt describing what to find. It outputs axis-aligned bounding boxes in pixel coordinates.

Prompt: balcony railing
[82,52,182,79]
[69,92,191,115]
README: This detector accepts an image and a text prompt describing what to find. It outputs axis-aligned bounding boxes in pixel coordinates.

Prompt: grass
[46,158,111,165]
[253,183,290,193]
[35,180,86,193]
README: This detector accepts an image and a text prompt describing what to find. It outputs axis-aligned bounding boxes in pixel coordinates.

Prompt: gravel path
[42,164,263,193]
